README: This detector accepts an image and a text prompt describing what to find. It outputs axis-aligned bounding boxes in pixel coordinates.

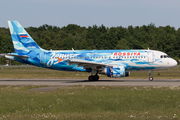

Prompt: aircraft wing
[67,59,108,70]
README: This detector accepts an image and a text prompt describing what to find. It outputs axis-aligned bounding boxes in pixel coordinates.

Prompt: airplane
[1,21,177,81]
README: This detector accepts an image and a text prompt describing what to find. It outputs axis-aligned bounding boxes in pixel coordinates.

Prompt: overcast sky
[0,0,180,29]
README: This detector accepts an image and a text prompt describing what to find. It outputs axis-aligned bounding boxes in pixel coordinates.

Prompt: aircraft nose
[170,59,177,67]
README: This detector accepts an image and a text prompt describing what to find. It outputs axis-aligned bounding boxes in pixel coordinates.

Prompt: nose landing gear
[149,70,153,81]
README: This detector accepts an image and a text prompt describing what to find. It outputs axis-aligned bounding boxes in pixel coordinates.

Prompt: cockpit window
[160,55,170,58]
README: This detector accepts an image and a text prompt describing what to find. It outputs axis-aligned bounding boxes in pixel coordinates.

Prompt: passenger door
[147,51,154,63]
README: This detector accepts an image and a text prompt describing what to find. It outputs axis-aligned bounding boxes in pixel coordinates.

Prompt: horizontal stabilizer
[0,54,29,59]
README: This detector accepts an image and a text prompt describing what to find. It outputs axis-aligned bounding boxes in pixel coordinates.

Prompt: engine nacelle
[100,66,125,77]
[99,66,130,78]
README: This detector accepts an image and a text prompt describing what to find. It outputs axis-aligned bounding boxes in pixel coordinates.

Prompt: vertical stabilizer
[8,21,42,54]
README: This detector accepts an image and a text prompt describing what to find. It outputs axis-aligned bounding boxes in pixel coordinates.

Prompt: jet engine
[99,66,130,78]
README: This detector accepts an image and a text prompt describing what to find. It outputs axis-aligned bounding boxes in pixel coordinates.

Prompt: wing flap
[68,59,108,70]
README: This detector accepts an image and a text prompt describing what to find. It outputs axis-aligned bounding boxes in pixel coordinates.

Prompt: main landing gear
[88,70,99,81]
[149,70,153,81]
[88,74,99,81]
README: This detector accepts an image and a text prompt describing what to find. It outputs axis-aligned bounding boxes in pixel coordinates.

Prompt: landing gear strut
[88,70,99,81]
[149,70,153,81]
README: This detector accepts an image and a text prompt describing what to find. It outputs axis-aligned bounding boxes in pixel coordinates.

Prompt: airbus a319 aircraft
[2,21,177,81]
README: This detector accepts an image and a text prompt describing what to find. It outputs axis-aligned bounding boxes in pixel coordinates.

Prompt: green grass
[0,66,180,79]
[0,86,180,120]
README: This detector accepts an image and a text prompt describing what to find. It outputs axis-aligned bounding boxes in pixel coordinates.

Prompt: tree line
[0,23,180,64]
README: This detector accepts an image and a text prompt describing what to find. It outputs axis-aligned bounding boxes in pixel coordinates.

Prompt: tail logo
[19,33,29,38]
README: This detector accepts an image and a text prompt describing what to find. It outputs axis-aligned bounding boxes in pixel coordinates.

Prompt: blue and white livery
[3,21,177,81]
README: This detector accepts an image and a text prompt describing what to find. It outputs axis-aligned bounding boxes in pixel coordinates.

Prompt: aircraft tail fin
[8,21,43,54]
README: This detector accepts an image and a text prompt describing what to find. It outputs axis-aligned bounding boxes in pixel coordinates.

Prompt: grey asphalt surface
[0,79,180,86]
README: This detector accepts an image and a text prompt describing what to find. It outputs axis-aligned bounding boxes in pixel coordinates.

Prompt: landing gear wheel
[93,75,99,81]
[88,70,100,81]
[88,76,94,81]
[149,77,153,81]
